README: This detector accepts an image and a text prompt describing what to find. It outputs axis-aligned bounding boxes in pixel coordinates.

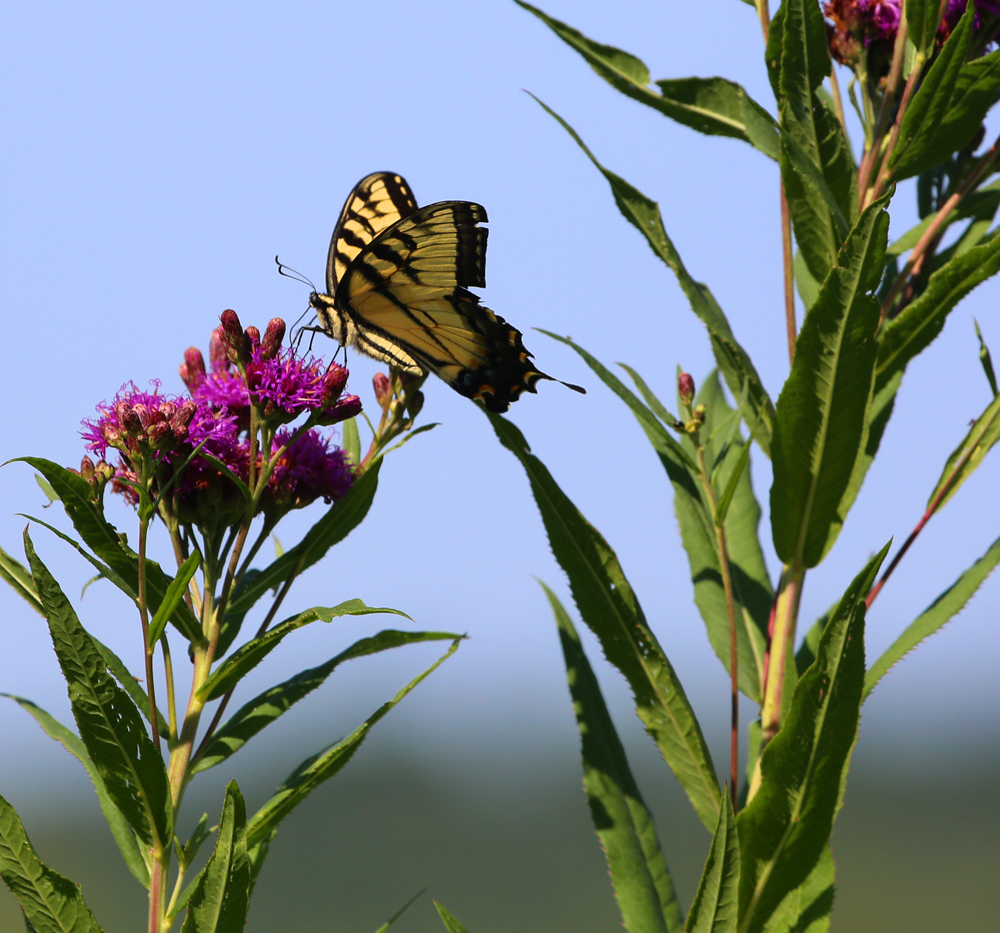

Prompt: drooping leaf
[865,532,1000,698]
[736,545,888,933]
[925,391,1000,512]
[1,695,149,888]
[515,1,779,159]
[244,639,460,877]
[225,460,381,618]
[531,99,775,456]
[197,600,411,702]
[0,793,104,933]
[685,793,739,933]
[890,4,981,181]
[771,198,890,567]
[24,532,172,850]
[180,782,250,933]
[192,630,459,773]
[544,584,681,932]
[434,903,471,933]
[15,458,202,643]
[487,412,721,832]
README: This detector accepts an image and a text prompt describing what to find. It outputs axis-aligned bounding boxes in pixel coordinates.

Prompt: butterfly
[308,171,584,413]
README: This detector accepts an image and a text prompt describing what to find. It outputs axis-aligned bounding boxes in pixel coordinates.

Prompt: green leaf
[180,814,213,870]
[0,544,42,615]
[685,793,739,933]
[759,847,834,933]
[544,583,681,933]
[877,233,1000,394]
[865,532,1000,699]
[531,98,775,456]
[180,782,250,933]
[487,412,721,832]
[736,545,887,933]
[890,2,976,181]
[434,903,471,933]
[887,181,1000,260]
[372,888,428,933]
[771,0,855,282]
[197,600,411,702]
[90,637,168,737]
[24,531,172,850]
[925,390,1000,511]
[906,0,943,56]
[1,695,149,888]
[214,569,261,661]
[225,459,381,618]
[0,793,104,933]
[771,198,890,567]
[244,639,460,869]
[515,2,779,159]
[14,458,202,643]
[34,473,59,505]
[192,630,459,773]
[148,550,200,646]
[975,319,998,396]
[793,251,821,311]
[341,417,361,467]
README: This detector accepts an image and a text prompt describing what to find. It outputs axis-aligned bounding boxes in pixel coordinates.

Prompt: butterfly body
[310,171,583,413]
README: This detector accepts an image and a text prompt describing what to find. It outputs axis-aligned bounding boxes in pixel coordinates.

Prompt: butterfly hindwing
[311,172,584,412]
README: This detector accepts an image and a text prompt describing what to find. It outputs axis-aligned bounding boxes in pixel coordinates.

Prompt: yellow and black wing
[311,172,584,413]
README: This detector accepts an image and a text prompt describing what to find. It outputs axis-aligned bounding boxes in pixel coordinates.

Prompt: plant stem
[756,0,770,44]
[161,636,177,745]
[781,183,796,365]
[829,63,848,139]
[695,445,740,812]
[137,514,161,749]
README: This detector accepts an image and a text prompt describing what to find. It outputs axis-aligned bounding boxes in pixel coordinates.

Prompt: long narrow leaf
[1,695,149,887]
[515,1,778,159]
[434,903,471,933]
[771,198,890,568]
[244,639,460,870]
[0,544,42,615]
[685,794,739,933]
[736,545,888,933]
[180,781,250,933]
[0,793,104,933]
[148,550,200,646]
[530,97,775,456]
[865,533,1000,699]
[488,412,721,832]
[756,846,835,933]
[193,630,460,773]
[24,532,172,849]
[90,636,169,737]
[372,888,428,933]
[197,600,410,702]
[926,391,1000,511]
[545,584,681,932]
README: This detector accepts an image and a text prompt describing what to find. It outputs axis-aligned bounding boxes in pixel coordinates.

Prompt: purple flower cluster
[81,311,361,525]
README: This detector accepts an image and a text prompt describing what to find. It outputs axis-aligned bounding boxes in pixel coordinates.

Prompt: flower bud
[219,310,249,364]
[244,326,261,350]
[373,372,391,407]
[320,362,349,406]
[318,394,363,425]
[79,457,95,483]
[209,327,230,372]
[119,405,143,437]
[678,372,695,407]
[406,390,424,419]
[179,347,206,391]
[147,421,171,447]
[260,318,286,360]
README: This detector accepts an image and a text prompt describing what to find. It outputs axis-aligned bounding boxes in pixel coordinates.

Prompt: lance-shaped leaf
[24,532,172,850]
[736,545,887,933]
[90,636,168,737]
[487,412,721,832]
[771,199,889,568]
[926,391,1000,512]
[0,544,42,615]
[192,630,459,773]
[15,458,201,643]
[532,97,775,456]
[148,550,200,646]
[2,695,149,887]
[907,0,944,55]
[542,338,772,699]
[434,903,471,933]
[0,793,104,933]
[757,846,834,933]
[544,584,681,933]
[225,460,381,617]
[180,782,250,933]
[975,319,998,396]
[515,1,779,159]
[685,793,739,933]
[245,639,460,877]
[197,600,410,702]
[769,0,855,282]
[865,532,1000,699]
[890,3,977,181]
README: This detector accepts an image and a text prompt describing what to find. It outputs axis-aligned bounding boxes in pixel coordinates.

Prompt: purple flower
[263,428,354,511]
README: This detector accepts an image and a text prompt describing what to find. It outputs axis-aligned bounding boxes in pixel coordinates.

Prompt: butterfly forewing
[327,172,418,291]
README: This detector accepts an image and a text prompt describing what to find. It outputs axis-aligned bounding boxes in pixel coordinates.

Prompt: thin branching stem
[781,183,797,365]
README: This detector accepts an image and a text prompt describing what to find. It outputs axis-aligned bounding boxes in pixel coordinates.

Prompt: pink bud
[678,372,695,407]
[322,362,349,404]
[179,347,206,390]
[373,372,391,407]
[209,327,230,372]
[260,318,286,359]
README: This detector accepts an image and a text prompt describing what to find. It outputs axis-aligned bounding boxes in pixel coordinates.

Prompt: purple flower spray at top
[81,311,361,528]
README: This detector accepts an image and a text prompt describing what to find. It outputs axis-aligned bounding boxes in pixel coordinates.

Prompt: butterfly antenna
[275,255,316,291]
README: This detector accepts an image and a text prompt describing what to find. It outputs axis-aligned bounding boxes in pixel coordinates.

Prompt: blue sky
[1,0,997,804]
